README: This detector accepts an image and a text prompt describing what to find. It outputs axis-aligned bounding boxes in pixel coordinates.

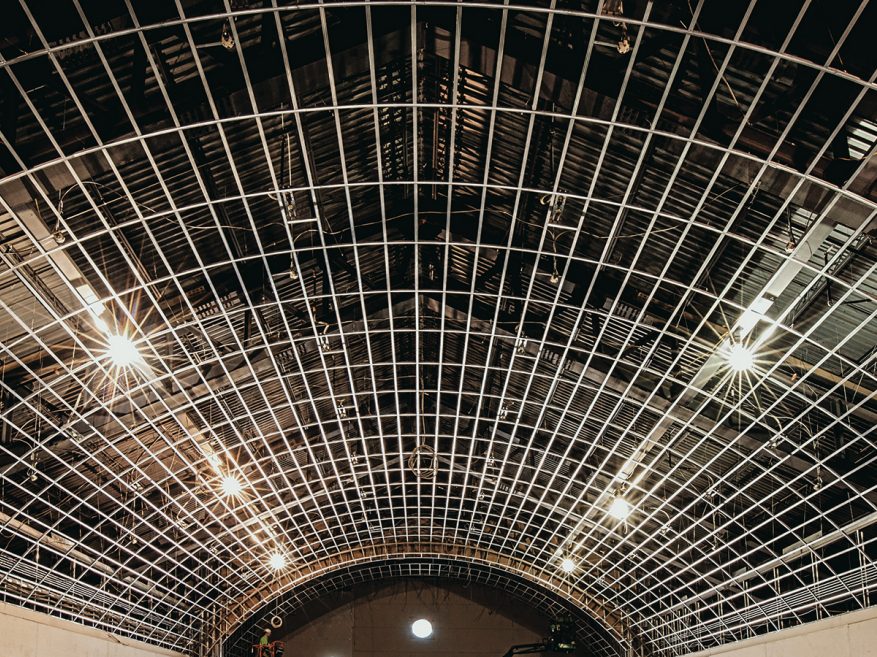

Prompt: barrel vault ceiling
[0,1,875,656]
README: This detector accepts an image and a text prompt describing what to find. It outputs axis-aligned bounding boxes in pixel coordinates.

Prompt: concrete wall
[0,601,185,657]
[683,605,877,657]
[279,580,548,657]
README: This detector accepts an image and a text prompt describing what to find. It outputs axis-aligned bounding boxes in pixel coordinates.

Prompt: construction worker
[258,628,272,656]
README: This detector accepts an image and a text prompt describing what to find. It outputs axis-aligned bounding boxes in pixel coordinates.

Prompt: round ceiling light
[220,474,243,497]
[411,618,433,639]
[107,334,141,368]
[560,557,576,573]
[608,496,632,521]
[725,342,754,372]
[268,552,286,571]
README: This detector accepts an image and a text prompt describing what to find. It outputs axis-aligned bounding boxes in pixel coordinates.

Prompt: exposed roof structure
[0,1,875,656]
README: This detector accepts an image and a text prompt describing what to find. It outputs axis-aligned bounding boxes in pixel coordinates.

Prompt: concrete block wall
[0,601,185,657]
[683,605,877,657]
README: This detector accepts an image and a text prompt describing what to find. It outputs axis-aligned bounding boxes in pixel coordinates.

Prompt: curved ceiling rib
[0,2,875,657]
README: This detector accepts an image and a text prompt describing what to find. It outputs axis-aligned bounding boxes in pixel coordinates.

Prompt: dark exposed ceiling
[0,1,875,656]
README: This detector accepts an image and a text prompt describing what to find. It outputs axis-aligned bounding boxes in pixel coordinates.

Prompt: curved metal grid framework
[225,555,625,657]
[0,1,875,656]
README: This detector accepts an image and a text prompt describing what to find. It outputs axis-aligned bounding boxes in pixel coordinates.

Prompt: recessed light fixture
[608,495,632,521]
[560,557,576,573]
[107,333,142,368]
[724,341,754,372]
[220,474,243,497]
[268,552,287,571]
[411,618,433,639]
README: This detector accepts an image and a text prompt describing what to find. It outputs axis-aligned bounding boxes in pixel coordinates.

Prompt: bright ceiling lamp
[411,618,433,639]
[268,552,287,571]
[560,557,576,573]
[724,341,754,372]
[106,333,142,368]
[220,474,243,497]
[608,495,632,521]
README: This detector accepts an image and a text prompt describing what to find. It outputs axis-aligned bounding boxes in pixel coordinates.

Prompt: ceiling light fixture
[724,341,754,372]
[106,333,142,368]
[220,474,243,497]
[411,618,433,639]
[268,552,287,571]
[608,495,632,521]
[220,19,235,50]
[560,557,576,573]
[813,467,824,492]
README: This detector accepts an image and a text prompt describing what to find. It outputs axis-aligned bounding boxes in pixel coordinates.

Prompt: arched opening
[223,555,627,657]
